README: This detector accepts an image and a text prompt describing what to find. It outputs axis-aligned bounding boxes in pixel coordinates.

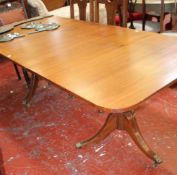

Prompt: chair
[27,0,49,18]
[47,0,127,25]
[70,0,94,21]
[0,0,30,85]
[142,0,165,32]
[0,0,28,24]
[44,0,94,22]
[171,12,177,31]
[161,10,177,36]
[42,0,66,11]
[129,0,165,33]
[159,0,177,35]
[94,0,128,26]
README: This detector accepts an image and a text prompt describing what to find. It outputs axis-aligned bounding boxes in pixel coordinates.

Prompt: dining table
[0,16,177,166]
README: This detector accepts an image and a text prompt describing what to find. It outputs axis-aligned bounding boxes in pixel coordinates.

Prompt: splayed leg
[76,111,162,166]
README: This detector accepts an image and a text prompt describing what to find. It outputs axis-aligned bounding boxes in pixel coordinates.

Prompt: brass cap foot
[76,142,83,148]
[152,155,163,168]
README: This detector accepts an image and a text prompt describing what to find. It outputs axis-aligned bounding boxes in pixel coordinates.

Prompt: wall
[42,0,66,11]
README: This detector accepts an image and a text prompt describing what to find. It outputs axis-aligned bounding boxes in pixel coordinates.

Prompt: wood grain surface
[1,17,177,111]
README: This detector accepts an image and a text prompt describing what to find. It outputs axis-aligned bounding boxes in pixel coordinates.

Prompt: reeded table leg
[76,111,162,166]
[122,111,162,167]
[23,73,39,106]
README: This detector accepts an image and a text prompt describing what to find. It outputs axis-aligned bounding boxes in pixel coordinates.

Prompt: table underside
[22,72,163,166]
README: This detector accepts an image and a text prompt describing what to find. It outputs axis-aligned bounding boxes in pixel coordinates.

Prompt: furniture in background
[95,0,122,25]
[142,0,165,33]
[27,0,49,17]
[0,0,28,25]
[26,0,117,24]
[27,0,177,33]
[95,0,144,27]
[161,12,177,35]
[0,0,30,85]
[27,0,129,26]
[70,0,94,21]
[42,0,66,11]
[160,0,177,35]
[171,11,177,30]
[27,0,94,21]
[130,0,177,32]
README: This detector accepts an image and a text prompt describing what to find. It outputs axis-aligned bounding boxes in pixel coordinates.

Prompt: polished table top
[1,17,177,111]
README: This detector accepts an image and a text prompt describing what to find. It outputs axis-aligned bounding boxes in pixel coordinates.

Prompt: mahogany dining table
[0,16,177,166]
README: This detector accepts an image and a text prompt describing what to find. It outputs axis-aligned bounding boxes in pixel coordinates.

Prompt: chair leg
[122,0,128,27]
[159,0,165,33]
[95,0,99,23]
[90,0,94,22]
[142,0,146,31]
[118,4,123,26]
[128,0,136,29]
[13,63,21,80]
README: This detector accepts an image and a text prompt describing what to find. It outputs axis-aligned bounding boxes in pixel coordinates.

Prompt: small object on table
[0,24,15,34]
[0,32,25,42]
[0,14,54,34]
[20,22,39,29]
[26,22,60,35]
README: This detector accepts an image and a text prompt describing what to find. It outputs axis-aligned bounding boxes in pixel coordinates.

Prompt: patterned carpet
[0,58,177,175]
